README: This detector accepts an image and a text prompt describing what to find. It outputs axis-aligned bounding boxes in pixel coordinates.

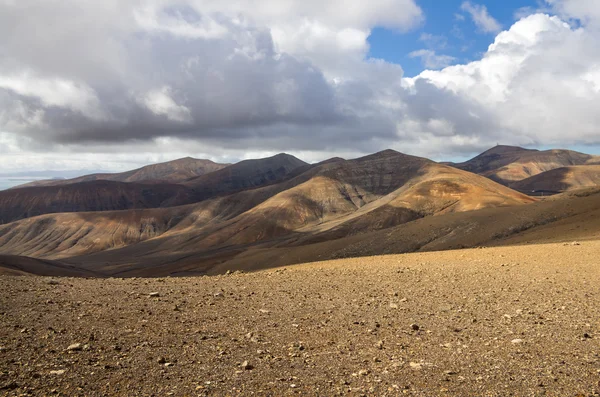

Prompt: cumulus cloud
[460,1,502,33]
[1,0,600,173]
[406,12,600,151]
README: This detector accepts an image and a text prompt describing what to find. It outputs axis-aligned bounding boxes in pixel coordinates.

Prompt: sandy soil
[2,241,600,396]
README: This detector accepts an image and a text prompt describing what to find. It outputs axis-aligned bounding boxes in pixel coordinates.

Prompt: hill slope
[16,157,229,188]
[0,150,536,275]
[0,180,196,225]
[510,165,600,194]
[452,145,600,185]
[0,154,309,225]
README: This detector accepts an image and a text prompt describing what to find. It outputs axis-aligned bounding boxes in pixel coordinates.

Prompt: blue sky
[369,0,543,76]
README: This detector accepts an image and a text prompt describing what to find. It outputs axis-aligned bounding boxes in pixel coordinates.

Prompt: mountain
[0,154,308,224]
[183,153,309,198]
[15,157,228,188]
[510,165,600,194]
[0,180,197,225]
[452,145,600,185]
[0,150,535,275]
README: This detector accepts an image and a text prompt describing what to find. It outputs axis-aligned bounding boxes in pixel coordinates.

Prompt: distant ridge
[451,145,600,185]
[15,157,229,188]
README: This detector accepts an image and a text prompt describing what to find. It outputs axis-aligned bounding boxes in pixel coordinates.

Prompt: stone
[149,292,160,297]
[50,369,67,375]
[409,362,422,370]
[67,343,82,351]
[242,360,253,370]
[411,324,420,331]
[511,339,523,344]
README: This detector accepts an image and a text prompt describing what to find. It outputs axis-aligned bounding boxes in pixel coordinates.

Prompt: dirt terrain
[2,241,600,396]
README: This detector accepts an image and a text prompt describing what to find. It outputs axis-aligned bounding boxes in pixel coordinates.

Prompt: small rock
[411,324,420,331]
[358,369,370,376]
[259,309,270,314]
[409,362,422,370]
[583,333,592,339]
[290,384,297,388]
[241,360,253,370]
[149,292,160,298]
[214,292,224,298]
[67,343,82,351]
[376,340,384,350]
[165,362,174,367]
[50,369,66,375]
[389,303,398,309]
[511,339,523,344]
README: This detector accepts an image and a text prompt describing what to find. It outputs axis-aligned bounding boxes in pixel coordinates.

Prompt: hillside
[183,153,309,199]
[0,154,308,225]
[15,157,229,188]
[452,145,600,185]
[510,165,600,194]
[0,150,536,275]
[0,180,196,225]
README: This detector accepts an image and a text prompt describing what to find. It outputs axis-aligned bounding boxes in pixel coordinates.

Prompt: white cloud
[409,50,456,69]
[406,12,600,150]
[2,0,600,173]
[461,1,502,33]
[141,87,192,123]
[419,33,448,49]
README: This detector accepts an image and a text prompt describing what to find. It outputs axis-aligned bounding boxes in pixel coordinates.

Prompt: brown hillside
[0,180,196,225]
[0,154,309,225]
[452,145,599,185]
[0,150,537,276]
[16,157,228,188]
[183,153,309,199]
[510,165,600,194]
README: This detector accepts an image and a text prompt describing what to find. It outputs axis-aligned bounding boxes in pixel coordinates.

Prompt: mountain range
[1,145,599,277]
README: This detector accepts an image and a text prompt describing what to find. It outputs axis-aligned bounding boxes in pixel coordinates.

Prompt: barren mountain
[0,180,196,225]
[0,154,308,225]
[0,150,536,275]
[452,145,600,185]
[183,153,309,199]
[510,165,600,194]
[15,157,228,188]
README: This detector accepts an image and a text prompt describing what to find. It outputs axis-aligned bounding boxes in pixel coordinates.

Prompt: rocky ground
[1,241,600,396]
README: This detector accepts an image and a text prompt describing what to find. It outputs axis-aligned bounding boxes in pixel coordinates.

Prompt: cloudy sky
[1,0,600,173]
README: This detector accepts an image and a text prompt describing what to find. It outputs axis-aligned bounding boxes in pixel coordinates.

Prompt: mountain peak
[481,145,537,156]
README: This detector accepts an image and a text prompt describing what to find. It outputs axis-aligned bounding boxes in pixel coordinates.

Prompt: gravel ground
[1,241,600,396]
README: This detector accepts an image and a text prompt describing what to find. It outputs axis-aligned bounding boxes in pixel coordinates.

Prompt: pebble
[409,362,422,370]
[411,324,420,331]
[242,360,254,370]
[511,339,523,344]
[67,343,82,351]
[149,292,160,297]
[49,370,67,375]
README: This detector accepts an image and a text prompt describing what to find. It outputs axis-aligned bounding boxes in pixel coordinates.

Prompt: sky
[1,0,600,174]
